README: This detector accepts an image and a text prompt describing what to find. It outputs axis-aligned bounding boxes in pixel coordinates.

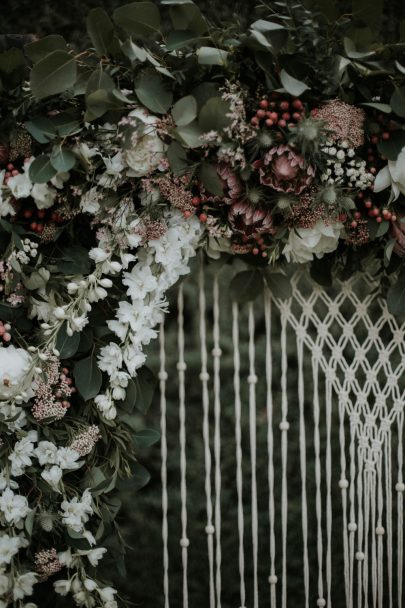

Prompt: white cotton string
[325,376,333,608]
[370,453,377,608]
[198,264,215,608]
[212,275,222,608]
[312,355,324,606]
[265,292,277,608]
[356,439,365,608]
[159,321,170,608]
[233,302,246,608]
[348,414,357,608]
[177,285,189,608]
[297,333,309,608]
[363,464,370,607]
[397,409,404,608]
[385,429,393,608]
[280,311,289,608]
[338,397,350,606]
[248,303,259,608]
[377,452,384,608]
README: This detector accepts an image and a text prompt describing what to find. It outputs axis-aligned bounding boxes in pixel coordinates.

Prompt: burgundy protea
[254,145,315,195]
[391,216,405,256]
[217,163,244,202]
[228,200,275,238]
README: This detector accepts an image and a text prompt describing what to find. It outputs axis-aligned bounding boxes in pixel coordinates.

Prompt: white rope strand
[177,285,189,608]
[160,320,170,608]
[248,303,259,608]
[233,301,246,608]
[212,274,222,608]
[325,375,333,608]
[312,355,324,606]
[338,397,350,606]
[198,263,215,608]
[297,333,309,608]
[280,311,289,608]
[397,408,404,608]
[265,292,277,608]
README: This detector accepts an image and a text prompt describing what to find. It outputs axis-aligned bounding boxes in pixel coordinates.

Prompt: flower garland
[0,0,404,605]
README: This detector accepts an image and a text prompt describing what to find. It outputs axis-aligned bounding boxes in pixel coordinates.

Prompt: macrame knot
[395,482,405,492]
[158,371,168,381]
[325,367,336,382]
[387,374,397,387]
[348,522,357,532]
[358,436,369,449]
[317,323,329,338]
[371,439,382,453]
[296,325,307,339]
[365,413,376,427]
[356,347,366,362]
[357,392,367,406]
[393,399,403,414]
[205,525,215,535]
[366,370,377,383]
[368,326,379,340]
[328,302,339,316]
[350,413,360,427]
[268,574,278,585]
[180,537,190,548]
[279,421,290,432]
[211,347,222,358]
[312,346,323,361]
[355,551,365,561]
[375,526,385,536]
[393,329,404,344]
[302,302,313,316]
[331,346,343,360]
[342,324,354,338]
[380,418,391,433]
[177,361,187,371]
[378,349,390,364]
[364,459,375,473]
[346,369,356,382]
[356,302,368,317]
[247,374,258,384]
[199,371,209,381]
[338,479,349,489]
[374,395,386,409]
[317,599,326,607]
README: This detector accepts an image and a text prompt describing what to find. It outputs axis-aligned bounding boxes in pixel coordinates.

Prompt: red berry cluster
[0,321,11,343]
[56,367,76,410]
[352,192,396,226]
[17,205,64,235]
[369,114,400,145]
[3,162,21,184]
[183,195,209,223]
[251,94,305,129]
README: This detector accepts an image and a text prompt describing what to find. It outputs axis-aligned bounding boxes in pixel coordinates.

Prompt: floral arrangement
[0,0,404,605]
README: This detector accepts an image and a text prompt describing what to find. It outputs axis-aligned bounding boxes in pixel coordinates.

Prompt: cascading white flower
[283,220,343,263]
[374,145,405,201]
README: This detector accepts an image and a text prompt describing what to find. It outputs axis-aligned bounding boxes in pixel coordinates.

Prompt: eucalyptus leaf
[172,95,197,126]
[196,46,228,66]
[133,366,157,414]
[87,8,115,56]
[167,141,190,173]
[279,69,309,96]
[135,69,173,114]
[361,102,391,113]
[56,323,81,359]
[199,97,231,132]
[199,162,223,196]
[387,269,405,315]
[175,122,204,148]
[113,2,161,36]
[264,271,292,300]
[169,3,207,35]
[73,356,102,401]
[50,147,76,172]
[25,35,67,63]
[390,87,405,118]
[28,155,57,184]
[134,428,160,448]
[30,50,77,99]
[25,117,57,144]
[230,270,263,303]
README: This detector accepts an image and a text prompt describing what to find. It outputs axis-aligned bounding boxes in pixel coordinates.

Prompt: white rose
[374,145,405,201]
[7,173,32,199]
[31,183,57,210]
[283,220,342,263]
[123,108,166,177]
[41,466,63,489]
[0,346,33,400]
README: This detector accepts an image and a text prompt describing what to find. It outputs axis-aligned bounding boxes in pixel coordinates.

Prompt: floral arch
[0,0,404,605]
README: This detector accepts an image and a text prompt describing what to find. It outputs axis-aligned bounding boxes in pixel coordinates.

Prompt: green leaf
[0,48,27,88]
[51,112,82,137]
[279,69,309,96]
[50,146,76,172]
[28,155,57,184]
[352,0,383,31]
[134,428,160,448]
[56,323,81,358]
[73,356,102,401]
[390,87,405,118]
[131,464,151,491]
[87,8,116,56]
[198,97,231,132]
[134,69,173,114]
[377,130,405,161]
[196,47,228,66]
[167,141,190,174]
[230,270,263,303]
[56,245,92,274]
[113,2,161,36]
[361,102,391,113]
[25,117,57,144]
[25,35,67,62]
[175,122,203,148]
[168,3,207,34]
[199,162,223,196]
[134,366,157,414]
[172,95,197,126]
[166,30,201,51]
[264,271,292,300]
[387,269,405,315]
[30,50,77,99]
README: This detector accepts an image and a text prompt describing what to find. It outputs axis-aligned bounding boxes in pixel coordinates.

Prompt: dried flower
[312,100,366,148]
[228,200,275,238]
[70,425,101,456]
[35,548,62,581]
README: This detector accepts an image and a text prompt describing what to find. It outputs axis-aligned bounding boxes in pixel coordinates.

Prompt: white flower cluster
[95,211,202,420]
[320,140,374,189]
[10,239,38,266]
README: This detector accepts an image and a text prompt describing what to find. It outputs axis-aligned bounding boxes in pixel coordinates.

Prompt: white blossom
[0,488,30,525]
[0,346,33,401]
[283,220,343,263]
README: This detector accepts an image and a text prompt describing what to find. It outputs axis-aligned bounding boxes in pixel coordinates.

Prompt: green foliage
[30,49,77,99]
[134,68,173,113]
[113,2,161,36]
[73,355,103,401]
[387,268,405,314]
[230,269,264,302]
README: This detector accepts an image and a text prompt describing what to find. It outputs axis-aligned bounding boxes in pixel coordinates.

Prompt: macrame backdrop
[157,264,404,608]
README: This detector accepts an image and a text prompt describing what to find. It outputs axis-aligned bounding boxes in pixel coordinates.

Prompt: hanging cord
[159,321,170,608]
[248,303,259,608]
[212,274,222,608]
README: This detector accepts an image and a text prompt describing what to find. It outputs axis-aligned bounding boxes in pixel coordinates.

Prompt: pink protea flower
[254,145,315,194]
[390,216,405,256]
[228,200,275,238]
[217,163,244,202]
